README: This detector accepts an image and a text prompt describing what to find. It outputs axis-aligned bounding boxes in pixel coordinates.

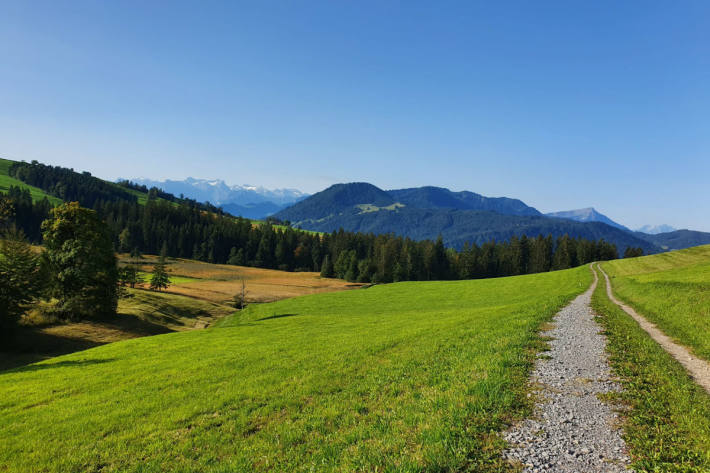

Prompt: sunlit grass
[0,158,63,205]
[0,266,591,472]
[591,265,710,472]
[601,245,710,361]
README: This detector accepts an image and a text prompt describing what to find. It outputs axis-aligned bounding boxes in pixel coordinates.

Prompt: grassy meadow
[601,244,710,361]
[591,264,710,471]
[0,265,591,473]
[122,254,360,305]
[2,289,235,371]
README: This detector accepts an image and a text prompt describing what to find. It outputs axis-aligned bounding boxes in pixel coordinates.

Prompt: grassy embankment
[601,244,710,361]
[591,248,710,472]
[1,265,591,473]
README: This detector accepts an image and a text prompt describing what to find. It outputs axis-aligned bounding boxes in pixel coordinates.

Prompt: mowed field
[122,254,361,304]
[601,244,710,362]
[0,265,591,473]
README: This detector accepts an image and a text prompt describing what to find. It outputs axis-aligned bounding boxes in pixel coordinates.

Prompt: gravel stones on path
[503,269,632,472]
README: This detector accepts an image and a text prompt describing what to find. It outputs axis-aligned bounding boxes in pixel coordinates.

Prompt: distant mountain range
[124,177,710,253]
[635,224,677,234]
[540,208,710,250]
[545,208,629,231]
[274,183,658,254]
[122,177,308,219]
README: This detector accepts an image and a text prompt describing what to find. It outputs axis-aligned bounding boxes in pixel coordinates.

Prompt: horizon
[1,1,708,231]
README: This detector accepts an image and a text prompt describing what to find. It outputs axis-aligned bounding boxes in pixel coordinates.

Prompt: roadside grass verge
[591,265,710,472]
[601,245,710,362]
[0,266,590,473]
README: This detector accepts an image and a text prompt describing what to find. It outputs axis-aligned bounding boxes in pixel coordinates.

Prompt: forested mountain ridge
[636,229,710,251]
[274,183,659,254]
[388,186,541,216]
[1,159,637,286]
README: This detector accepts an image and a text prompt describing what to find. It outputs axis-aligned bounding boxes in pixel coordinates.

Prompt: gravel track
[503,266,632,472]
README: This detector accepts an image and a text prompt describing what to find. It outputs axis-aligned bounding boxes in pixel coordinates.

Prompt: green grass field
[601,245,710,362]
[591,264,710,472]
[0,266,591,473]
[0,158,63,205]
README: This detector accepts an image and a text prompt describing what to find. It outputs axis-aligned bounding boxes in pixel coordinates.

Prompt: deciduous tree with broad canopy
[42,202,119,320]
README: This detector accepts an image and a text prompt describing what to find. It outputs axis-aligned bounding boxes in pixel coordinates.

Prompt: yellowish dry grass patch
[120,254,361,304]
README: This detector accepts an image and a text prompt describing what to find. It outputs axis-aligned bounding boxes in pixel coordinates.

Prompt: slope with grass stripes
[0,266,591,473]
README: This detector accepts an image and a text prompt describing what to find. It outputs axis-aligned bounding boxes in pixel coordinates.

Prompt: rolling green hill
[0,158,62,205]
[601,244,710,362]
[0,265,591,473]
[592,250,710,470]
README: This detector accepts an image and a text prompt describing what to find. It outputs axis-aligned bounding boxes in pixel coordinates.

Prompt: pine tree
[150,253,170,292]
[320,254,335,278]
[0,227,43,339]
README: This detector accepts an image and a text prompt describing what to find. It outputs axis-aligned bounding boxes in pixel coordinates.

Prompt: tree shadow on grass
[4,358,116,374]
[255,313,299,322]
[1,316,172,373]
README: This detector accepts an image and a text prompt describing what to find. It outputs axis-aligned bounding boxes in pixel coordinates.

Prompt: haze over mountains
[125,177,308,219]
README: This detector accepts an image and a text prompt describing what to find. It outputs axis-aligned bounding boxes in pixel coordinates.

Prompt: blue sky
[1,1,708,230]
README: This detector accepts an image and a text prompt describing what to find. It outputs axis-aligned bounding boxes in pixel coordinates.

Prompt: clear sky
[1,1,708,231]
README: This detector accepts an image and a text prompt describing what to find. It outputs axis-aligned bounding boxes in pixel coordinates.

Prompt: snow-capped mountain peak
[635,224,677,235]
[119,177,309,219]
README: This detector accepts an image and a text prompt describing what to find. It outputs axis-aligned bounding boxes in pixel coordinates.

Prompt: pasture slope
[0,157,62,204]
[0,266,591,473]
[592,246,710,471]
[4,256,356,371]
[601,244,710,362]
[122,254,357,305]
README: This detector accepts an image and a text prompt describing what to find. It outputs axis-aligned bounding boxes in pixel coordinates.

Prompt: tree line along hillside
[2,160,641,286]
[8,160,225,214]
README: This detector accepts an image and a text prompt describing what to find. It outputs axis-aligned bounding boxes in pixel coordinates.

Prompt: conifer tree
[320,254,335,278]
[150,252,170,292]
[0,227,43,338]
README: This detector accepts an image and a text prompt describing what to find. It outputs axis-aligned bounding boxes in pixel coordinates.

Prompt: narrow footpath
[598,265,710,395]
[504,267,632,472]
